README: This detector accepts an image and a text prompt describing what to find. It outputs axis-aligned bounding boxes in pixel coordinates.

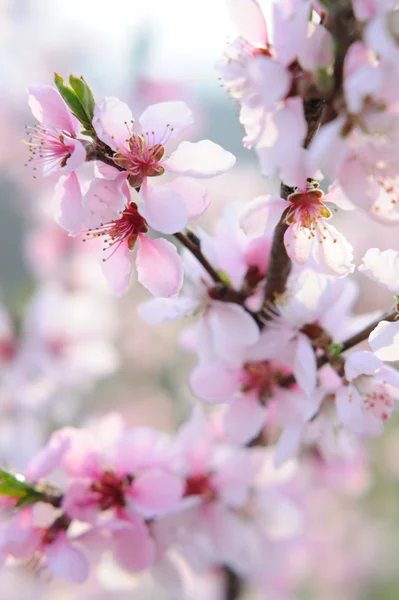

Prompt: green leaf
[15,492,45,509]
[0,469,37,498]
[69,75,95,121]
[329,342,343,358]
[216,270,232,285]
[54,73,95,134]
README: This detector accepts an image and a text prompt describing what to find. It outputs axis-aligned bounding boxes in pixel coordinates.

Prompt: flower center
[355,376,396,422]
[90,470,133,511]
[184,474,217,501]
[24,125,72,176]
[241,361,287,399]
[113,129,168,188]
[85,202,148,258]
[285,189,331,230]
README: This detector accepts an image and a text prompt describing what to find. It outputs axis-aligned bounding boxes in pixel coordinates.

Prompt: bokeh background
[1,0,399,598]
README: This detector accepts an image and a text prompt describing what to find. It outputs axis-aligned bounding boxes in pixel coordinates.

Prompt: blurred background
[1,0,399,598]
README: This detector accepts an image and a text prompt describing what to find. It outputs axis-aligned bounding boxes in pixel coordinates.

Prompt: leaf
[329,342,343,358]
[15,492,45,509]
[0,469,38,498]
[69,75,95,121]
[54,73,95,134]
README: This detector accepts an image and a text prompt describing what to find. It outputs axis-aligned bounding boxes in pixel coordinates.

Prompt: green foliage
[0,468,45,506]
[329,342,343,357]
[54,73,96,135]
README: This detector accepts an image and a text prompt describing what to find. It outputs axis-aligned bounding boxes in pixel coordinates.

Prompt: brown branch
[223,566,242,600]
[174,231,223,284]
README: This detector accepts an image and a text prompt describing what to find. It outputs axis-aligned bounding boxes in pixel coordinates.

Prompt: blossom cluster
[4,0,399,594]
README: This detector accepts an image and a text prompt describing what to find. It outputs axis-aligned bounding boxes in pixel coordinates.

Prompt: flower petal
[166,177,210,221]
[240,195,287,238]
[369,321,399,361]
[284,222,312,265]
[53,172,83,236]
[93,96,133,152]
[274,423,304,467]
[46,534,89,583]
[102,239,133,296]
[110,519,155,572]
[315,223,355,277]
[140,184,188,234]
[345,350,381,381]
[359,248,399,294]
[224,393,267,445]
[227,0,268,46]
[189,362,242,403]
[130,469,184,517]
[139,101,193,145]
[136,236,183,297]
[138,296,200,325]
[163,140,236,178]
[83,174,130,229]
[28,85,76,133]
[209,301,260,355]
[294,334,317,397]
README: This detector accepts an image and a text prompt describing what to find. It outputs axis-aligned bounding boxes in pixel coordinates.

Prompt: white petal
[189,362,242,403]
[284,223,312,265]
[294,334,317,397]
[163,140,236,178]
[359,248,399,294]
[139,101,193,145]
[369,321,399,361]
[315,223,355,277]
[93,96,133,152]
[224,394,267,445]
[345,350,382,381]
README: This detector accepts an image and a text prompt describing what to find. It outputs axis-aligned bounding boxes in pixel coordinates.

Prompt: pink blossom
[336,351,399,436]
[26,85,85,177]
[241,189,355,277]
[58,174,184,297]
[93,97,235,189]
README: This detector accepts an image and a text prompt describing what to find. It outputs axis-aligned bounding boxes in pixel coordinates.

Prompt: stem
[173,232,223,284]
[223,566,242,600]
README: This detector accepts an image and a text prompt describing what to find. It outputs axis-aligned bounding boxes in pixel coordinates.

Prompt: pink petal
[110,518,155,572]
[93,96,133,152]
[284,222,312,265]
[25,430,70,482]
[209,302,260,352]
[62,482,97,523]
[28,85,76,134]
[53,172,83,236]
[298,23,334,72]
[139,101,193,145]
[130,469,184,517]
[136,235,183,297]
[46,534,89,583]
[140,184,188,234]
[166,177,210,221]
[102,239,133,296]
[294,334,317,397]
[227,0,268,46]
[189,362,242,403]
[272,2,309,67]
[240,195,286,237]
[163,140,236,178]
[274,424,304,467]
[224,393,267,445]
[64,137,86,174]
[345,350,381,381]
[369,321,399,361]
[83,174,130,229]
[212,451,259,506]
